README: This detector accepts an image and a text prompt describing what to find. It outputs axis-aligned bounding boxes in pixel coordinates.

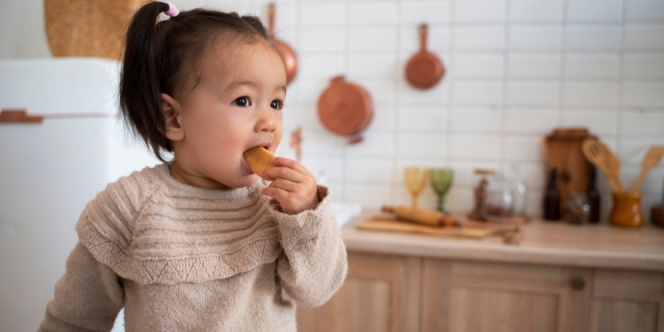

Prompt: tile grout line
[445,0,455,169]
[392,0,402,206]
[616,0,627,158]
[341,0,350,203]
[558,0,568,127]
[499,0,511,170]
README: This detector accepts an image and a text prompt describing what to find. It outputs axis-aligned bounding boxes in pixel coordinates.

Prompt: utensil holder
[610,192,643,227]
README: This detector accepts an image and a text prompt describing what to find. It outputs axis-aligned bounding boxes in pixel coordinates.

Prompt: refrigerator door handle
[0,109,43,124]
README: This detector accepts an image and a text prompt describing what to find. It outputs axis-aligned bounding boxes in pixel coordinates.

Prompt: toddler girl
[38,2,347,331]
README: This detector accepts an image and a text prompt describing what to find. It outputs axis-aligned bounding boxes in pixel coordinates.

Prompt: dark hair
[119,2,271,162]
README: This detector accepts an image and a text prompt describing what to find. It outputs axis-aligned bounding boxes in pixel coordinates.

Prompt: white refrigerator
[0,59,159,331]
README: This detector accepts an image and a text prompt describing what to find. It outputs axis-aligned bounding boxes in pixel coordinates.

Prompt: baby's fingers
[261,185,291,201]
[271,157,311,176]
[261,165,301,182]
[267,178,298,193]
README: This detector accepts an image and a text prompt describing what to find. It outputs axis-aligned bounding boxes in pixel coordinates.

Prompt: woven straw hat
[45,0,149,61]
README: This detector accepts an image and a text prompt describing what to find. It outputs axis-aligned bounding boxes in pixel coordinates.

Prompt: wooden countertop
[342,210,664,272]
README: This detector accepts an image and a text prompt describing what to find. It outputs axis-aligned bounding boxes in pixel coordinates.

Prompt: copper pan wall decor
[317,76,374,145]
[405,23,445,90]
[267,3,298,85]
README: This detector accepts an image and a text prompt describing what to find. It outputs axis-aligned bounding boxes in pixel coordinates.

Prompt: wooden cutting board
[542,127,596,217]
[356,218,503,239]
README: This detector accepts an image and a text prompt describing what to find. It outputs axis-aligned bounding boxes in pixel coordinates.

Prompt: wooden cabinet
[296,252,421,332]
[421,259,592,332]
[590,270,664,332]
[298,254,664,332]
[297,216,664,332]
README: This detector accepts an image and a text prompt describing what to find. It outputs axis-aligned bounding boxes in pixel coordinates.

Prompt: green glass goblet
[430,168,453,212]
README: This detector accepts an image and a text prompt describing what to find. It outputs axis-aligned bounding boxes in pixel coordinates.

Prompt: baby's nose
[255,107,277,132]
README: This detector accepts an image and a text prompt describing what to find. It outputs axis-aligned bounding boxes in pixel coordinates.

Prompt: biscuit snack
[243,147,276,180]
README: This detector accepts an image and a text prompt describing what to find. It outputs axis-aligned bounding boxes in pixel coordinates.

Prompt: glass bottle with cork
[544,168,561,221]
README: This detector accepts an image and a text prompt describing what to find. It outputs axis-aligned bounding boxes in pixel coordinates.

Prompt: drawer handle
[571,277,585,290]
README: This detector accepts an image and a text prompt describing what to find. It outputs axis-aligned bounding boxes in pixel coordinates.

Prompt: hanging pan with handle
[268,3,298,85]
[405,23,445,90]
[317,76,374,145]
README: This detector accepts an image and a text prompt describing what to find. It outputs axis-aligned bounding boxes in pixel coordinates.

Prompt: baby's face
[173,39,287,189]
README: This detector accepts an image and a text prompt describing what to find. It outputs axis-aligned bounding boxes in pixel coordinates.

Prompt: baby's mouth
[242,159,253,175]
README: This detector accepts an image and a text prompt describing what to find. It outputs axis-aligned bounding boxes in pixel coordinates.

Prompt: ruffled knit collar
[154,163,266,202]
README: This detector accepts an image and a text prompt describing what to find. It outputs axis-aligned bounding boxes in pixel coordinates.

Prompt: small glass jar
[565,192,591,225]
[481,165,527,220]
[468,169,495,221]
[504,163,526,217]
[483,173,515,219]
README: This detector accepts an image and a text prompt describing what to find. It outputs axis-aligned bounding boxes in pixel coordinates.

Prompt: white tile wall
[567,0,623,22]
[247,0,664,221]
[624,26,664,50]
[510,0,563,23]
[6,0,662,221]
[564,54,621,79]
[453,0,505,23]
[401,1,450,25]
[506,109,560,134]
[454,27,505,51]
[509,26,562,51]
[452,54,503,78]
[563,83,620,107]
[349,3,397,26]
[624,54,664,79]
[300,4,346,27]
[566,26,622,51]
[507,81,560,106]
[626,0,664,21]
[508,54,561,78]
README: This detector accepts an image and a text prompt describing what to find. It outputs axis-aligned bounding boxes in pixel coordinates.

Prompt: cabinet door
[296,252,421,332]
[422,259,592,332]
[591,269,664,332]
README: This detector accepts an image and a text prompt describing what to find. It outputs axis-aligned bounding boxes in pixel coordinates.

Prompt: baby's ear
[160,93,184,141]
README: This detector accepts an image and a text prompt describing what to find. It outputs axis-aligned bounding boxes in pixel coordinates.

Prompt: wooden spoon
[582,139,621,192]
[630,145,664,193]
[600,142,624,192]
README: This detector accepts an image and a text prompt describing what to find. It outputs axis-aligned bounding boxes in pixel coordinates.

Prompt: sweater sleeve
[38,242,124,332]
[269,185,348,308]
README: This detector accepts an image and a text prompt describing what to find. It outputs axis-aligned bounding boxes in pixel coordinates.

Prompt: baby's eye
[232,96,251,107]
[270,100,283,110]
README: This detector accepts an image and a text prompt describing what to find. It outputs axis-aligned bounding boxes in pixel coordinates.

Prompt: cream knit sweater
[38,164,347,332]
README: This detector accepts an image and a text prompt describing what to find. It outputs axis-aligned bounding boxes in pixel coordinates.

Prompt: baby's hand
[260,157,318,214]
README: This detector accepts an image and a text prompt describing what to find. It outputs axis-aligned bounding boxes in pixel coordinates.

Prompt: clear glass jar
[483,173,514,218]
[565,192,591,225]
[482,164,527,220]
[504,163,526,217]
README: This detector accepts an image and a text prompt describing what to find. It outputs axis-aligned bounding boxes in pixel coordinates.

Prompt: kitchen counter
[341,209,664,272]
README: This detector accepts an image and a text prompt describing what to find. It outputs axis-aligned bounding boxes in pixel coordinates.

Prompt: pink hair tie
[165,3,179,17]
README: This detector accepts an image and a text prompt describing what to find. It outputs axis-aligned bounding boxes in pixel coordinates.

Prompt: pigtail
[120,1,172,162]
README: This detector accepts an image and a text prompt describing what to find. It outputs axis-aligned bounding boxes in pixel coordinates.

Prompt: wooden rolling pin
[381,205,461,227]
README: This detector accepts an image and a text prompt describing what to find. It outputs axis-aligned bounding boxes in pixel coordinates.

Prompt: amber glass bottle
[544,169,561,221]
[587,167,600,223]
